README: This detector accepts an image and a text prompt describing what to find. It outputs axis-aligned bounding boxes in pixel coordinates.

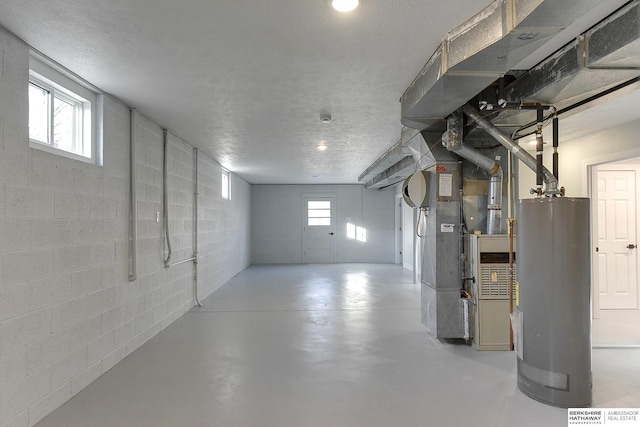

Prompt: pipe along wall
[129,122,211,306]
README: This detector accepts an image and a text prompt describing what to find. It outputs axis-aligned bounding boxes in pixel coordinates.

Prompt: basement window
[307,201,331,226]
[28,55,99,164]
[222,169,230,200]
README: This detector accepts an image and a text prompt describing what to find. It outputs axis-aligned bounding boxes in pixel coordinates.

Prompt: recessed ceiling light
[317,144,328,151]
[332,0,359,12]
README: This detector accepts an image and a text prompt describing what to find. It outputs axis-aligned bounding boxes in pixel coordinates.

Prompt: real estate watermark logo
[568,409,640,426]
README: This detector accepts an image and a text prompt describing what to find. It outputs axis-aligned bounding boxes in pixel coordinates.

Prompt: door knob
[628,244,637,249]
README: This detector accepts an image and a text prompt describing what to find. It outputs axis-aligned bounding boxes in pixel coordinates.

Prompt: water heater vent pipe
[463,104,560,196]
[450,145,503,235]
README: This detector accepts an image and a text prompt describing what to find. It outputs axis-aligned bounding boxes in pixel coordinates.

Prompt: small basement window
[222,169,230,199]
[28,55,99,164]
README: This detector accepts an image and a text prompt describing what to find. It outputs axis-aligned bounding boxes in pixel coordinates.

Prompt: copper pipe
[508,217,516,351]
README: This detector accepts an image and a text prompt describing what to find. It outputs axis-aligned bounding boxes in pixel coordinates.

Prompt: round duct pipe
[403,170,430,208]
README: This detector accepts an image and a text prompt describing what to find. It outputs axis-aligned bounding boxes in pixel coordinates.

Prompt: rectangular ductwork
[503,1,640,112]
[358,127,422,187]
[360,129,461,189]
[400,0,608,132]
[361,0,640,189]
[364,0,640,346]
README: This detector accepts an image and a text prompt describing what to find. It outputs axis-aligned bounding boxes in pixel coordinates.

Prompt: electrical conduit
[128,109,138,282]
[163,129,172,268]
[193,148,202,307]
[161,129,202,307]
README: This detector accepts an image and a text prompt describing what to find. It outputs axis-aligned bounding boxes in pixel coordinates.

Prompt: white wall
[0,27,250,427]
[518,119,640,198]
[197,158,251,297]
[251,184,395,264]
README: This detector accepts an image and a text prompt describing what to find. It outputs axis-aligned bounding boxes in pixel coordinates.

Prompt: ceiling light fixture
[332,0,359,12]
[317,144,328,151]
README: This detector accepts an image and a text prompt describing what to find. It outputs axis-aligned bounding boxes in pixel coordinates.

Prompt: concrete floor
[593,308,640,347]
[36,264,640,427]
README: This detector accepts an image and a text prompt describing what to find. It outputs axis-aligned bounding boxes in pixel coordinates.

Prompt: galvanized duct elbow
[462,104,560,196]
[443,120,503,235]
[455,145,503,235]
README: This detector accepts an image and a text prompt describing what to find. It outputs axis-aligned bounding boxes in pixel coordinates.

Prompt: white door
[596,166,638,310]
[395,195,403,265]
[302,197,336,263]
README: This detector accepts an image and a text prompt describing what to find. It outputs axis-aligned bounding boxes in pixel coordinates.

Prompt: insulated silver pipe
[128,109,137,282]
[193,148,203,307]
[509,151,520,218]
[463,104,559,195]
[487,174,503,235]
[454,145,497,173]
[168,257,196,267]
[163,129,172,268]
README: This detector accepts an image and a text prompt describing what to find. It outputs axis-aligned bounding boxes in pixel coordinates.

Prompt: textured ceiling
[0,0,637,184]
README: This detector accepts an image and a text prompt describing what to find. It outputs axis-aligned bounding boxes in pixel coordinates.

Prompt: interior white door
[302,197,336,263]
[596,167,638,310]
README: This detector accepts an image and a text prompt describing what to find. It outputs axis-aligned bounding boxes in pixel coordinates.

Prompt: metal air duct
[400,0,606,132]
[504,1,640,112]
[361,128,442,189]
[362,0,619,190]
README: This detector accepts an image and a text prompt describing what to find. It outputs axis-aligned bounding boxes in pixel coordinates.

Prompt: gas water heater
[516,197,591,408]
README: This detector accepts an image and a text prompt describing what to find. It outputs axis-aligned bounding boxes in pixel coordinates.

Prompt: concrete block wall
[0,27,250,427]
[196,154,251,300]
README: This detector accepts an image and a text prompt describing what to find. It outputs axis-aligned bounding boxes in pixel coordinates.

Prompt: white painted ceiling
[0,0,637,184]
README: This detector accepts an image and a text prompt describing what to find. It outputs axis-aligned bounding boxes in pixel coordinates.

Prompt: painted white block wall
[251,184,395,264]
[0,27,250,427]
[197,156,251,298]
